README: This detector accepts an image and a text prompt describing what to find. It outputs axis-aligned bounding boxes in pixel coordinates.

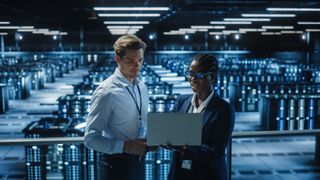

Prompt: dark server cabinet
[230,82,320,112]
[0,83,9,113]
[58,95,91,119]
[23,117,71,180]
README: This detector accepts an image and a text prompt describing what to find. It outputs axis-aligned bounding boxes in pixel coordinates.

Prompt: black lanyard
[126,84,142,123]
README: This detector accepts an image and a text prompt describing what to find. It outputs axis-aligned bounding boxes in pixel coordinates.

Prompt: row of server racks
[0,57,78,114]
[21,56,320,179]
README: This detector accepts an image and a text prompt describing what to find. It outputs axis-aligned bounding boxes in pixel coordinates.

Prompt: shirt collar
[191,90,214,113]
[113,68,140,87]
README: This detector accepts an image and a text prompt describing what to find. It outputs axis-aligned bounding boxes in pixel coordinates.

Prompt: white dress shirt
[84,68,148,154]
[188,90,214,113]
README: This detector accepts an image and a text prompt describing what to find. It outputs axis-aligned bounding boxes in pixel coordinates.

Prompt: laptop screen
[147,113,202,146]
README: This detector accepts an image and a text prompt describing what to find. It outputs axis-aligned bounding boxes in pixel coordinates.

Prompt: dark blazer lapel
[180,96,192,113]
[202,94,219,125]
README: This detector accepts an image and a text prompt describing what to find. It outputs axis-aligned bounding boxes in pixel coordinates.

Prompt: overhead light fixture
[281,30,303,34]
[222,30,238,34]
[224,18,271,22]
[20,26,34,29]
[215,35,220,40]
[262,26,294,29]
[209,32,223,35]
[0,22,10,24]
[94,7,169,11]
[107,26,143,29]
[261,32,282,35]
[184,34,190,40]
[59,32,68,35]
[191,26,225,29]
[267,8,320,11]
[169,30,184,34]
[210,21,252,24]
[297,22,320,25]
[0,26,19,29]
[0,32,8,35]
[98,13,160,17]
[104,21,149,24]
[164,32,185,35]
[239,28,266,32]
[305,29,320,32]
[17,29,35,32]
[149,34,156,40]
[242,14,296,17]
[234,34,240,40]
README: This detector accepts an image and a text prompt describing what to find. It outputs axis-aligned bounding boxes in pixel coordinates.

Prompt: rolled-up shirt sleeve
[84,88,124,154]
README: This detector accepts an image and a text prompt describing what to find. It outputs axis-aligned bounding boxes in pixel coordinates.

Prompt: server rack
[0,83,9,113]
[260,94,320,131]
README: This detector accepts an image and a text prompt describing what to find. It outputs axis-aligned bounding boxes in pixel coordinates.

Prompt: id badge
[182,160,192,170]
[138,126,145,138]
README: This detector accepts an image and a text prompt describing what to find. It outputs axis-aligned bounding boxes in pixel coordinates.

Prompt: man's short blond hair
[113,35,146,58]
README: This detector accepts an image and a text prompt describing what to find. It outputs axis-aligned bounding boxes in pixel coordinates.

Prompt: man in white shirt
[84,35,149,180]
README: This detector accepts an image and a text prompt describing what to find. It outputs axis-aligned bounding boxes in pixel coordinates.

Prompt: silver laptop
[147,113,202,146]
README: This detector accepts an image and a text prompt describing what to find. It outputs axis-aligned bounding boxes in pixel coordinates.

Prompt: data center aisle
[0,67,89,179]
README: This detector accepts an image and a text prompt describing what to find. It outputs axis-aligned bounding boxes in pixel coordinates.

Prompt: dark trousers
[98,153,145,180]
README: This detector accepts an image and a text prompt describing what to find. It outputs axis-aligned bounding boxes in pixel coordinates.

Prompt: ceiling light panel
[267,8,320,11]
[98,13,160,17]
[94,7,169,11]
[224,18,271,22]
[242,14,296,17]
[104,21,150,24]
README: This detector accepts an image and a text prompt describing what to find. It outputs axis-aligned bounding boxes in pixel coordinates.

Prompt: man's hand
[124,139,147,156]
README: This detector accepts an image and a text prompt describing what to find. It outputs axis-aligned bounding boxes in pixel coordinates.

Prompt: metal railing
[1,129,320,180]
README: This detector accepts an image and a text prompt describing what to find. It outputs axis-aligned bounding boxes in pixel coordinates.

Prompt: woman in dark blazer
[168,54,235,180]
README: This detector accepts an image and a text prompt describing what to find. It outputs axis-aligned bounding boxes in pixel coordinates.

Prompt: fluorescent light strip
[0,26,19,29]
[17,29,35,32]
[109,29,140,32]
[20,26,34,29]
[0,22,10,24]
[261,32,282,35]
[179,29,197,33]
[209,32,223,35]
[305,29,320,32]
[210,21,252,24]
[239,28,266,32]
[107,26,143,29]
[242,14,296,17]
[94,7,169,11]
[267,8,320,11]
[191,26,225,29]
[224,18,271,22]
[281,30,303,34]
[98,13,160,17]
[0,26,34,29]
[262,26,294,29]
[298,22,320,25]
[0,32,8,35]
[164,32,185,35]
[222,30,238,34]
[104,21,149,24]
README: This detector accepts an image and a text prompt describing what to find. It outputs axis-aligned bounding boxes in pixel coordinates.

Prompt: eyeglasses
[186,71,212,79]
